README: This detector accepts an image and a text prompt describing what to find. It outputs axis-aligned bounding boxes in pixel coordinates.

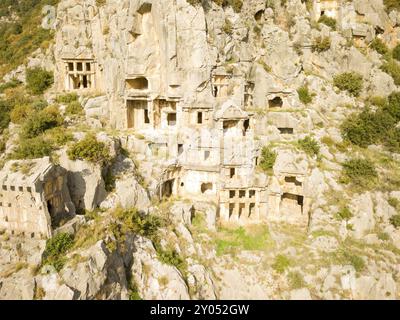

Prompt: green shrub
[104,167,116,192]
[384,0,400,12]
[297,86,313,104]
[42,233,74,272]
[388,197,400,209]
[384,127,400,152]
[11,136,54,159]
[341,109,396,148]
[318,15,336,29]
[367,96,387,108]
[288,271,306,289]
[312,36,331,53]
[21,106,63,139]
[0,1,59,78]
[112,208,162,239]
[259,146,277,172]
[187,0,202,6]
[0,99,12,133]
[297,136,320,157]
[157,248,186,270]
[56,93,78,104]
[128,282,142,300]
[65,101,84,116]
[0,136,5,153]
[341,250,365,272]
[393,44,400,61]
[333,72,363,97]
[226,0,243,12]
[68,134,111,164]
[341,158,378,189]
[381,59,400,85]
[272,254,291,274]
[390,215,400,228]
[0,78,22,93]
[370,38,389,55]
[341,92,400,151]
[336,207,353,221]
[45,127,73,146]
[32,99,49,111]
[378,232,390,241]
[384,91,400,120]
[10,104,34,124]
[25,67,54,95]
[222,19,233,34]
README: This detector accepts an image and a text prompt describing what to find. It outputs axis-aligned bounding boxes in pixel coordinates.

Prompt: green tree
[68,134,111,164]
[25,67,54,95]
[259,146,277,172]
[333,72,363,97]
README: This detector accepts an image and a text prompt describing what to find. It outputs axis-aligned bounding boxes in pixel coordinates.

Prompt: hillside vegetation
[0,0,59,77]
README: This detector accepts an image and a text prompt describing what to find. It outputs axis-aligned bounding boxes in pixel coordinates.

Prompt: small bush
[312,36,331,53]
[65,101,84,116]
[341,158,378,189]
[341,109,396,148]
[388,197,400,209]
[333,72,363,97]
[381,59,400,86]
[25,67,54,95]
[378,232,390,241]
[370,38,389,55]
[390,215,400,228]
[0,136,5,153]
[393,44,400,61]
[385,91,400,121]
[342,251,365,272]
[45,127,73,146]
[384,0,400,12]
[297,86,313,105]
[336,207,353,221]
[298,136,320,157]
[42,233,74,272]
[318,15,336,29]
[368,96,387,108]
[112,208,162,239]
[21,106,63,139]
[157,248,186,270]
[0,99,12,133]
[56,93,78,104]
[128,282,142,300]
[227,0,243,13]
[288,271,306,289]
[12,136,53,159]
[272,254,291,274]
[10,104,34,124]
[0,79,22,93]
[67,134,111,164]
[222,19,233,34]
[259,146,277,172]
[385,127,400,153]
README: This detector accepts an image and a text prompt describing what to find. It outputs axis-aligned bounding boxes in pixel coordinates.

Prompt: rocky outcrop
[58,150,107,212]
[129,236,190,300]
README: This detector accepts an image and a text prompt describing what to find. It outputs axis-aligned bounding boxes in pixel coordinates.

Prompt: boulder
[58,150,107,212]
[130,235,190,300]
[60,241,128,300]
[289,288,312,300]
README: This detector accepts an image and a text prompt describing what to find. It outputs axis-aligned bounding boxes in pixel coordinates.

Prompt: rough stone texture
[130,236,190,300]
[58,150,107,212]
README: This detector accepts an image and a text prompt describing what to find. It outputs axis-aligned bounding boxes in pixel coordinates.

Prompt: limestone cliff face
[54,0,213,128]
